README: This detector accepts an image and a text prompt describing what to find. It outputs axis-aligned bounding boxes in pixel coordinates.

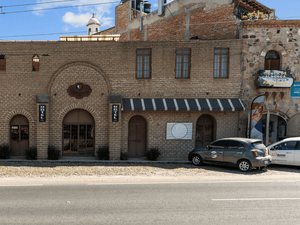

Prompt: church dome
[87,14,100,26]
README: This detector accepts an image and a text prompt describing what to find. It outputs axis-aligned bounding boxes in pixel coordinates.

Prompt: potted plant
[26,147,37,160]
[0,144,10,159]
[97,146,109,160]
[48,145,60,160]
[146,148,160,161]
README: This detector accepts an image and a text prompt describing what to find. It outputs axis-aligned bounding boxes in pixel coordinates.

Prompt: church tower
[87,14,100,35]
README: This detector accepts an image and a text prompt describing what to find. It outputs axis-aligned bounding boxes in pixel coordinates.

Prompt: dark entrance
[10,115,29,157]
[63,109,94,156]
[128,116,147,158]
[195,115,216,147]
[262,114,287,144]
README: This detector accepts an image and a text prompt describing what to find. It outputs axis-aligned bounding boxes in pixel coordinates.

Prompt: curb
[0,159,190,166]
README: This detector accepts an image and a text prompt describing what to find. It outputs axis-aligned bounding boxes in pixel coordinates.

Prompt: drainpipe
[265,108,270,145]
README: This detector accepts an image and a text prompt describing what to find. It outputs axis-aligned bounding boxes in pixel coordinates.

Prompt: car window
[282,141,297,150]
[272,141,297,150]
[225,140,244,148]
[296,142,300,150]
[210,140,228,147]
[272,143,284,150]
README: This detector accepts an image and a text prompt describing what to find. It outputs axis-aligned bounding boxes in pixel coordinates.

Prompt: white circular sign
[171,123,188,139]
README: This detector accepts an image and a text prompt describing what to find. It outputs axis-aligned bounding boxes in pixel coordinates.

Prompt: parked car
[268,137,300,166]
[188,137,272,172]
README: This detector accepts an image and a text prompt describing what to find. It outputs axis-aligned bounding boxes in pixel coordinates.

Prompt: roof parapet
[59,35,120,42]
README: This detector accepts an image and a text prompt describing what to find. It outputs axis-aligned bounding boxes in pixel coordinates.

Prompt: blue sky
[0,0,299,41]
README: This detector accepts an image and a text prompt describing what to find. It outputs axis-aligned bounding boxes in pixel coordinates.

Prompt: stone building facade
[240,20,300,144]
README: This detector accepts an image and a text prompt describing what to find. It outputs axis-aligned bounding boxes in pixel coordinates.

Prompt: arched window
[265,50,280,70]
[0,54,6,71]
[32,55,40,71]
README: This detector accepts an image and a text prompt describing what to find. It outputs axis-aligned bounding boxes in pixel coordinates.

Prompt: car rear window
[251,141,266,149]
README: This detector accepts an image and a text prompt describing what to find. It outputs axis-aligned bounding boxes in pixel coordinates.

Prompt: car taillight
[251,149,259,157]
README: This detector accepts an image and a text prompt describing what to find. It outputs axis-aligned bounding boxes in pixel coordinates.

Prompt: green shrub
[48,145,60,160]
[26,147,37,160]
[97,146,109,160]
[0,144,10,159]
[146,148,160,161]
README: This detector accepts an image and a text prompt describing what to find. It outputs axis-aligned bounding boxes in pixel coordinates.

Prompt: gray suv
[188,137,272,172]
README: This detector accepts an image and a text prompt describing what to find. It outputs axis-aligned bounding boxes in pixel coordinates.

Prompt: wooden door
[195,115,215,148]
[10,115,29,157]
[128,116,147,158]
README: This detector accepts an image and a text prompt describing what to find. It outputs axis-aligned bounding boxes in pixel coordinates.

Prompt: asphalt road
[1,179,300,225]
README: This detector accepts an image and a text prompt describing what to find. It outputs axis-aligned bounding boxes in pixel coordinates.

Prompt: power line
[0,31,86,39]
[0,1,119,14]
[1,0,78,8]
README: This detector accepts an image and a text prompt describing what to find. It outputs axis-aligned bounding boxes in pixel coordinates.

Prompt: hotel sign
[112,104,119,122]
[39,105,46,122]
[256,70,294,88]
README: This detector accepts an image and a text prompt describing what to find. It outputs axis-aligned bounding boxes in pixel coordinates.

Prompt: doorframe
[9,114,30,157]
[62,109,95,157]
[195,114,216,148]
[127,115,147,158]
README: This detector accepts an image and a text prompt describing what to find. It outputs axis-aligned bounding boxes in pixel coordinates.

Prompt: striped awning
[122,98,245,112]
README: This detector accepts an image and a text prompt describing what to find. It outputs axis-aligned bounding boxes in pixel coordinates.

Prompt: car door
[202,140,226,163]
[223,140,245,164]
[291,141,300,166]
[269,141,296,165]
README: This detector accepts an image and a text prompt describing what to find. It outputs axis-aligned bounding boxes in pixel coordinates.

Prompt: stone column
[36,93,50,159]
[108,95,122,160]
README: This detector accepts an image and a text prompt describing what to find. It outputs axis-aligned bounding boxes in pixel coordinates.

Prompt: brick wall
[102,0,238,41]
[121,111,240,160]
[0,39,242,160]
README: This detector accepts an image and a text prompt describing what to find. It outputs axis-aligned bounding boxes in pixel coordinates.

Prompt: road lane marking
[212,197,300,201]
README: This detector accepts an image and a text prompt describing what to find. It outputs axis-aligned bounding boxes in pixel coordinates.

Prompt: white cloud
[33,0,117,29]
[62,12,91,27]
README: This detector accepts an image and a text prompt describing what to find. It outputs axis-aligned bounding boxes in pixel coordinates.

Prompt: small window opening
[265,50,280,70]
[0,54,6,71]
[32,55,40,71]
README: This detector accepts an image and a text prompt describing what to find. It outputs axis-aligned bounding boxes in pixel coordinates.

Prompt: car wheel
[192,155,202,166]
[238,159,251,172]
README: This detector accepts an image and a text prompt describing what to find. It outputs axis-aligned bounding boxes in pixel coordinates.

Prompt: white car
[268,137,300,166]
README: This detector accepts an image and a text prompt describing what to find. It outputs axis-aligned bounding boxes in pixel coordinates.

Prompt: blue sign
[291,81,300,98]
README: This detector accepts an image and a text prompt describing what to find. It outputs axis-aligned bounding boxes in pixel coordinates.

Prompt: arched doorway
[63,109,94,156]
[195,115,216,148]
[128,116,147,158]
[262,113,287,144]
[10,115,29,157]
